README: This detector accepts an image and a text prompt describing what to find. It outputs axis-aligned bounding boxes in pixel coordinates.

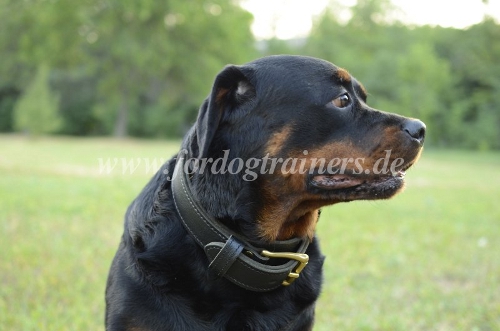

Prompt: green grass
[1,135,499,330]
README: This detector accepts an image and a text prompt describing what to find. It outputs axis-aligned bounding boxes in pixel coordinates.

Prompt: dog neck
[171,156,311,291]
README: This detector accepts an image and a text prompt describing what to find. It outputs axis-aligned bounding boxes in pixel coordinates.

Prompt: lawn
[1,135,499,330]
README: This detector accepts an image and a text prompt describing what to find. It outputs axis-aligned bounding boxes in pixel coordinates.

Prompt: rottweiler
[105,55,425,331]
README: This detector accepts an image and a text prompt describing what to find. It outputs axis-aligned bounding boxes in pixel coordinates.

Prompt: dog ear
[195,65,255,159]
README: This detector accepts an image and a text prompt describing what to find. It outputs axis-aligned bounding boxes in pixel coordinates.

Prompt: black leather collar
[171,155,310,292]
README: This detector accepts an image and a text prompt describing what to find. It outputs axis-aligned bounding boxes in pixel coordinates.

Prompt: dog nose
[402,119,426,145]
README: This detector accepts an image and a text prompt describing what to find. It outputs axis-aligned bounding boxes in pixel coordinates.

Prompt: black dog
[105,55,425,330]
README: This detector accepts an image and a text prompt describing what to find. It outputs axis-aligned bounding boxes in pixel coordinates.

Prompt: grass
[1,135,499,330]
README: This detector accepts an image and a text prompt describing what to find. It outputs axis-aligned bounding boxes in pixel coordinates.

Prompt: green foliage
[0,87,19,132]
[51,71,100,135]
[431,19,500,149]
[84,0,257,137]
[373,43,453,145]
[0,0,256,138]
[13,65,61,136]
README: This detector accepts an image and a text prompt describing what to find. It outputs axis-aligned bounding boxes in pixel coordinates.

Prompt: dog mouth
[308,168,409,200]
[310,170,405,190]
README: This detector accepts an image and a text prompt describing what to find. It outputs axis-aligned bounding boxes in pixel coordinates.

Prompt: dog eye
[332,94,350,108]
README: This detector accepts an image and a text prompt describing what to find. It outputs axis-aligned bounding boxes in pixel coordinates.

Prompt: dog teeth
[391,170,405,178]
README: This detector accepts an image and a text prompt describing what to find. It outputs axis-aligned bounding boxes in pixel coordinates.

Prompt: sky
[240,0,500,39]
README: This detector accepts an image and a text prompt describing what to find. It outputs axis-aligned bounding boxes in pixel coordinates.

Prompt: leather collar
[171,155,310,292]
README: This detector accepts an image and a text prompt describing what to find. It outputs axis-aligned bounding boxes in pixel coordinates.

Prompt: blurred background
[1,0,499,149]
[1,0,500,330]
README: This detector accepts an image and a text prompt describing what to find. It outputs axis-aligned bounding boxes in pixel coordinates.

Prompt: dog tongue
[311,175,364,189]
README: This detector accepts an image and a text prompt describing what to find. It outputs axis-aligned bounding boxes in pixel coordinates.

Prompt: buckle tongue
[261,250,309,286]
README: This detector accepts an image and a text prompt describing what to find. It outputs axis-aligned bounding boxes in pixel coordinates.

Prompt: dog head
[187,55,425,241]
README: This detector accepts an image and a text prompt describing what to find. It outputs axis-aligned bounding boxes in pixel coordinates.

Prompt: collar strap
[171,156,310,292]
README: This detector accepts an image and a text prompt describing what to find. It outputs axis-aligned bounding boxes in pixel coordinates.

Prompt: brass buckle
[261,250,309,286]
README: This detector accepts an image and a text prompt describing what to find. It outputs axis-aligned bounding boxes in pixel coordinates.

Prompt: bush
[14,65,62,136]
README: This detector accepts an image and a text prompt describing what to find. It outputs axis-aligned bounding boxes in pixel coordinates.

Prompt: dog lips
[311,175,364,189]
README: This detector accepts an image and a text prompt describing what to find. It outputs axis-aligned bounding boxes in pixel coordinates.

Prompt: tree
[304,0,403,74]
[375,43,453,145]
[14,65,61,136]
[0,0,256,138]
[84,0,256,137]
[430,19,500,149]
